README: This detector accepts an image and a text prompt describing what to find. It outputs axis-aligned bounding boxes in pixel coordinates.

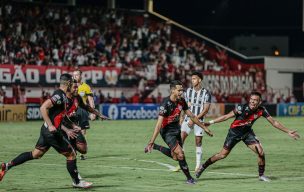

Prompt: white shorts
[181,120,204,136]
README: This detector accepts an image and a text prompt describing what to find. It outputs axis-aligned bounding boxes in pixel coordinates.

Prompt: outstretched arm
[79,100,110,120]
[266,116,300,140]
[206,110,235,125]
[185,109,213,137]
[145,115,164,152]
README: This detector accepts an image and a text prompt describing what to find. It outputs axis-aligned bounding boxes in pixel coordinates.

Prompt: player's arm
[265,116,300,140]
[61,124,78,139]
[185,109,213,137]
[86,85,96,120]
[78,97,110,120]
[197,102,211,119]
[145,115,164,152]
[40,99,56,133]
[179,110,185,125]
[205,110,235,126]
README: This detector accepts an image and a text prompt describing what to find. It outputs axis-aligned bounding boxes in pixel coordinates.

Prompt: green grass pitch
[0,117,303,192]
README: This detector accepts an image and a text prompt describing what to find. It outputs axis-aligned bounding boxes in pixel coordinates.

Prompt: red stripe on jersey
[53,111,65,129]
[161,104,183,128]
[66,98,78,117]
[230,109,263,128]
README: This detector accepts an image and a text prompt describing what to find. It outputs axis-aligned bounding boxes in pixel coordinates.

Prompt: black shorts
[69,131,87,150]
[76,108,90,129]
[160,128,183,152]
[223,128,260,151]
[35,124,73,154]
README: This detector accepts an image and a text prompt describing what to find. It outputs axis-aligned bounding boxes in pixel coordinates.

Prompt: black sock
[202,157,214,169]
[153,144,172,158]
[179,159,192,180]
[9,152,34,170]
[258,164,265,176]
[67,159,80,184]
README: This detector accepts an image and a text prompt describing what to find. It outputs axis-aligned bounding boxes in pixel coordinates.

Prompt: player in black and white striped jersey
[180,71,211,172]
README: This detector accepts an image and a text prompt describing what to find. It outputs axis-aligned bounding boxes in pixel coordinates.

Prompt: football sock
[8,152,34,170]
[179,159,192,179]
[67,159,80,184]
[153,144,172,158]
[258,164,265,176]
[202,157,213,169]
[196,146,202,168]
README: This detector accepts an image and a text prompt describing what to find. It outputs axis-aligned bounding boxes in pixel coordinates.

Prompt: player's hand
[48,125,57,133]
[144,142,154,153]
[99,114,111,120]
[72,124,82,132]
[203,122,211,126]
[288,130,300,140]
[187,120,194,128]
[89,113,96,121]
[204,127,213,137]
[66,129,78,139]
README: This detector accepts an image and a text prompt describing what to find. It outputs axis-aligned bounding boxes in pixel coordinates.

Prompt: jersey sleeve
[262,107,270,118]
[204,90,212,103]
[84,84,93,96]
[159,100,168,117]
[181,98,189,111]
[50,91,64,106]
[233,104,243,116]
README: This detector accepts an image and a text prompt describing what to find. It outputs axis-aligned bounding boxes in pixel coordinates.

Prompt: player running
[0,74,92,188]
[145,80,213,184]
[195,91,300,182]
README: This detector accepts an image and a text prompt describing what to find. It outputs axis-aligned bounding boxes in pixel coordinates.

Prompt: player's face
[73,71,81,82]
[71,83,79,96]
[249,95,261,110]
[191,75,201,87]
[174,85,184,100]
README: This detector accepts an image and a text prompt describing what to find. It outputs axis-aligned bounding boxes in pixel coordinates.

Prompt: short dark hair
[170,80,182,90]
[191,71,203,79]
[60,73,73,86]
[250,91,262,99]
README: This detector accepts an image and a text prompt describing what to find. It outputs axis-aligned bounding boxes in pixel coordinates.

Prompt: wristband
[209,120,215,124]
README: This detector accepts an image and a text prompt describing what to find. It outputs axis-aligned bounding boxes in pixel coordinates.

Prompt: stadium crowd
[0,2,294,104]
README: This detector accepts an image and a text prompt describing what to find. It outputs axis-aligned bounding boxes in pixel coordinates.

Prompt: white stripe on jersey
[185,87,210,121]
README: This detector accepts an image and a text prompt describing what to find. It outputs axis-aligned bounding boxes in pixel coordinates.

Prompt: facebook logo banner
[100,104,160,120]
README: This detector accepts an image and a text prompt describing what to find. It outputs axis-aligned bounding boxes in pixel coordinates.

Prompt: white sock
[196,146,202,168]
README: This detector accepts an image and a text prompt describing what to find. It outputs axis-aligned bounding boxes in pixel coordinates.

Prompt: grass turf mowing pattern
[0,117,303,192]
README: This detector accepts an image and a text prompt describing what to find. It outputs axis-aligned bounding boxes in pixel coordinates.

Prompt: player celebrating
[62,80,109,156]
[73,69,95,160]
[145,80,213,184]
[179,71,211,172]
[195,91,300,182]
[0,74,92,188]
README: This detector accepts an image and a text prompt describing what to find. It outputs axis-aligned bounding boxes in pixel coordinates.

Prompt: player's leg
[77,108,90,160]
[76,132,87,154]
[173,144,195,184]
[196,130,239,178]
[51,131,92,188]
[194,124,204,172]
[0,126,49,181]
[245,132,270,182]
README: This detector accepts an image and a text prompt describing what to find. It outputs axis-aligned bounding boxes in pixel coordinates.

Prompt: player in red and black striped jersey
[0,74,92,188]
[145,80,213,184]
[196,91,300,182]
[61,81,109,156]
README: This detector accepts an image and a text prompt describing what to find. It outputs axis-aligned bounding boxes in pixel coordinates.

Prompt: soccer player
[180,71,211,172]
[62,80,109,156]
[144,80,214,184]
[0,73,92,188]
[195,91,300,182]
[73,69,95,160]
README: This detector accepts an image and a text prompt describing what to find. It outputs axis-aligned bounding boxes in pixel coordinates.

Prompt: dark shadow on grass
[50,184,120,190]
[83,173,119,178]
[86,154,127,159]
[196,175,257,181]
[211,164,249,170]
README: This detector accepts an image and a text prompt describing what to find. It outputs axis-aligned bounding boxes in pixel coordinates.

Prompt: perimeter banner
[0,64,137,87]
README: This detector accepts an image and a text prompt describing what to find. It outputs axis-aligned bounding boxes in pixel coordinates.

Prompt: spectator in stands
[120,92,127,103]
